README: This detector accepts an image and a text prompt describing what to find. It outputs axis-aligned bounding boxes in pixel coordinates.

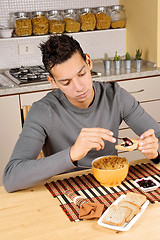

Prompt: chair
[22,105,44,159]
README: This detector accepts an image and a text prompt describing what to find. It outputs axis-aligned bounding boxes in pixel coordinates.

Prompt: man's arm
[3,102,76,193]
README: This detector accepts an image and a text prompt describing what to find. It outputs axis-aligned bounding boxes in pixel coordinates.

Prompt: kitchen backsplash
[0,0,126,70]
[0,0,118,28]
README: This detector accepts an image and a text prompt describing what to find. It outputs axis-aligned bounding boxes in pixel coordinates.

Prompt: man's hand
[70,128,116,162]
[138,129,159,159]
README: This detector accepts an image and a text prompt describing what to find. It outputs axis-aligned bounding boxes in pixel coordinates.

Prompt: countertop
[0,158,160,240]
[0,59,160,97]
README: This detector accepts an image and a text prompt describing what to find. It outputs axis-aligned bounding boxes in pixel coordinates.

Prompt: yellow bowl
[92,156,129,187]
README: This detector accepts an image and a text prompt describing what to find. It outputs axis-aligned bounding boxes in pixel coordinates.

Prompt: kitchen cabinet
[0,91,51,186]
[0,95,22,185]
[118,76,160,102]
[117,76,160,161]
[20,90,51,107]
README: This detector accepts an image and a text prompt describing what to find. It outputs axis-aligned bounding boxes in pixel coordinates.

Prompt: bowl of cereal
[92,155,129,187]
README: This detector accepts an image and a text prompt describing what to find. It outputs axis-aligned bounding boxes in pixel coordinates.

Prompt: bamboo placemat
[45,163,160,222]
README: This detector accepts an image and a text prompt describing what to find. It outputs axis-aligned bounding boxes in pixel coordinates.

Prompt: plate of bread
[97,192,149,231]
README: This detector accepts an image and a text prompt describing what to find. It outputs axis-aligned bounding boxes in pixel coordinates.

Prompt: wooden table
[0,159,160,240]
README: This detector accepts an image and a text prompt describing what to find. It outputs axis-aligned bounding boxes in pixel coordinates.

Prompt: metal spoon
[114,136,133,146]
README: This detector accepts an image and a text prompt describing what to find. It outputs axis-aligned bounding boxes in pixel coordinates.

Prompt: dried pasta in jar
[63,9,80,33]
[80,8,96,31]
[48,10,65,34]
[64,18,80,32]
[110,5,126,29]
[32,11,48,35]
[49,20,65,33]
[111,20,126,28]
[95,7,111,30]
[14,12,32,36]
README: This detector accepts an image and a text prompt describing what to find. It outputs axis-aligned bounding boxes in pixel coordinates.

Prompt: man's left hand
[138,129,159,159]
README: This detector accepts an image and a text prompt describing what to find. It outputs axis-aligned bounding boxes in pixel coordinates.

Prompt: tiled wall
[0,0,118,28]
[0,29,126,69]
[0,0,126,70]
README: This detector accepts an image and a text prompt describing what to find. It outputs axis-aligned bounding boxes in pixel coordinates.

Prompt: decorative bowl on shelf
[0,28,14,38]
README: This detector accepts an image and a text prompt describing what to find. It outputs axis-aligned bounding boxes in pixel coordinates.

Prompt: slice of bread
[125,192,147,207]
[118,200,141,222]
[115,139,139,152]
[102,205,132,227]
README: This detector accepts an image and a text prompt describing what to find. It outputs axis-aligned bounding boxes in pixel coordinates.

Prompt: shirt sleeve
[3,102,76,193]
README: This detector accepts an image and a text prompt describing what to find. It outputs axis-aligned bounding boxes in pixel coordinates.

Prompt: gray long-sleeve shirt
[3,81,160,192]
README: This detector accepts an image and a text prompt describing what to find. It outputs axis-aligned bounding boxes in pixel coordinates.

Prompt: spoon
[114,136,133,146]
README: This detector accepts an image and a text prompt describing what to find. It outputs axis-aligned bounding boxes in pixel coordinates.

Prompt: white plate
[134,177,160,192]
[97,194,150,231]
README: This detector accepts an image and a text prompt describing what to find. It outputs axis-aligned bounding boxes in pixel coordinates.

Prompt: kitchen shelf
[0,28,126,41]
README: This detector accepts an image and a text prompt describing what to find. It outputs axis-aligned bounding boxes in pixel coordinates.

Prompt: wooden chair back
[22,105,44,159]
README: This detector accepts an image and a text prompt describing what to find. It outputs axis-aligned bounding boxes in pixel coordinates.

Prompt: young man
[3,35,160,192]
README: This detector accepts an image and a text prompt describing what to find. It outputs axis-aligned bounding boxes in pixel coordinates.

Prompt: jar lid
[64,9,75,14]
[80,7,91,13]
[110,5,124,10]
[95,6,105,11]
[14,12,29,18]
[32,11,46,16]
[48,10,59,15]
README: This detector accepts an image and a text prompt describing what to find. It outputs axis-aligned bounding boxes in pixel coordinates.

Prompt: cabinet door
[118,76,160,102]
[118,150,144,163]
[120,100,160,129]
[0,95,22,185]
[20,90,51,106]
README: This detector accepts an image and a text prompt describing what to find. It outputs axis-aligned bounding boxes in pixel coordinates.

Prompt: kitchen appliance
[4,65,49,85]
[4,65,101,86]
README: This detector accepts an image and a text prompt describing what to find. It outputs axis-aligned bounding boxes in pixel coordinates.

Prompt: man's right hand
[70,128,116,162]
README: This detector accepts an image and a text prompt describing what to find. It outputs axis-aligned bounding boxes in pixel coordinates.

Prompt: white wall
[0,29,126,69]
[0,0,127,70]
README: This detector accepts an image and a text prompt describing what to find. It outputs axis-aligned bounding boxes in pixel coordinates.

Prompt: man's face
[48,52,94,109]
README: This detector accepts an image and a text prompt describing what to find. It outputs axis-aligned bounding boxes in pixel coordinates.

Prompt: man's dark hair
[40,34,86,72]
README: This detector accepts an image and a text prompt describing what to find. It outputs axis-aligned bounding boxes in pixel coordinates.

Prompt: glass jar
[63,9,80,33]
[94,6,111,30]
[80,8,96,31]
[110,5,126,28]
[32,11,48,35]
[14,12,32,36]
[48,10,65,34]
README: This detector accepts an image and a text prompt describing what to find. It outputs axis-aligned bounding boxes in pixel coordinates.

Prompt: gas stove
[4,65,49,85]
[4,65,101,86]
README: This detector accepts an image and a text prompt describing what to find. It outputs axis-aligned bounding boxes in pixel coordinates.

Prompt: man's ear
[85,53,93,70]
[47,75,58,89]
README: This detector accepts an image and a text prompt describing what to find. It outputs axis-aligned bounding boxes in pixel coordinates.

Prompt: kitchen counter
[0,59,160,97]
[0,158,160,240]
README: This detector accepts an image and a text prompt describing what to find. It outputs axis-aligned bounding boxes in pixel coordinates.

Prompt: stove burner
[8,65,49,85]
[27,73,38,79]
[19,75,28,81]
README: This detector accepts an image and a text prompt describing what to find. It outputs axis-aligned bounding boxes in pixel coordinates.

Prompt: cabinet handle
[129,89,144,94]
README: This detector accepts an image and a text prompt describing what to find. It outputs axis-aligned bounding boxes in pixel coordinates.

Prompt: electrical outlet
[18,43,35,55]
